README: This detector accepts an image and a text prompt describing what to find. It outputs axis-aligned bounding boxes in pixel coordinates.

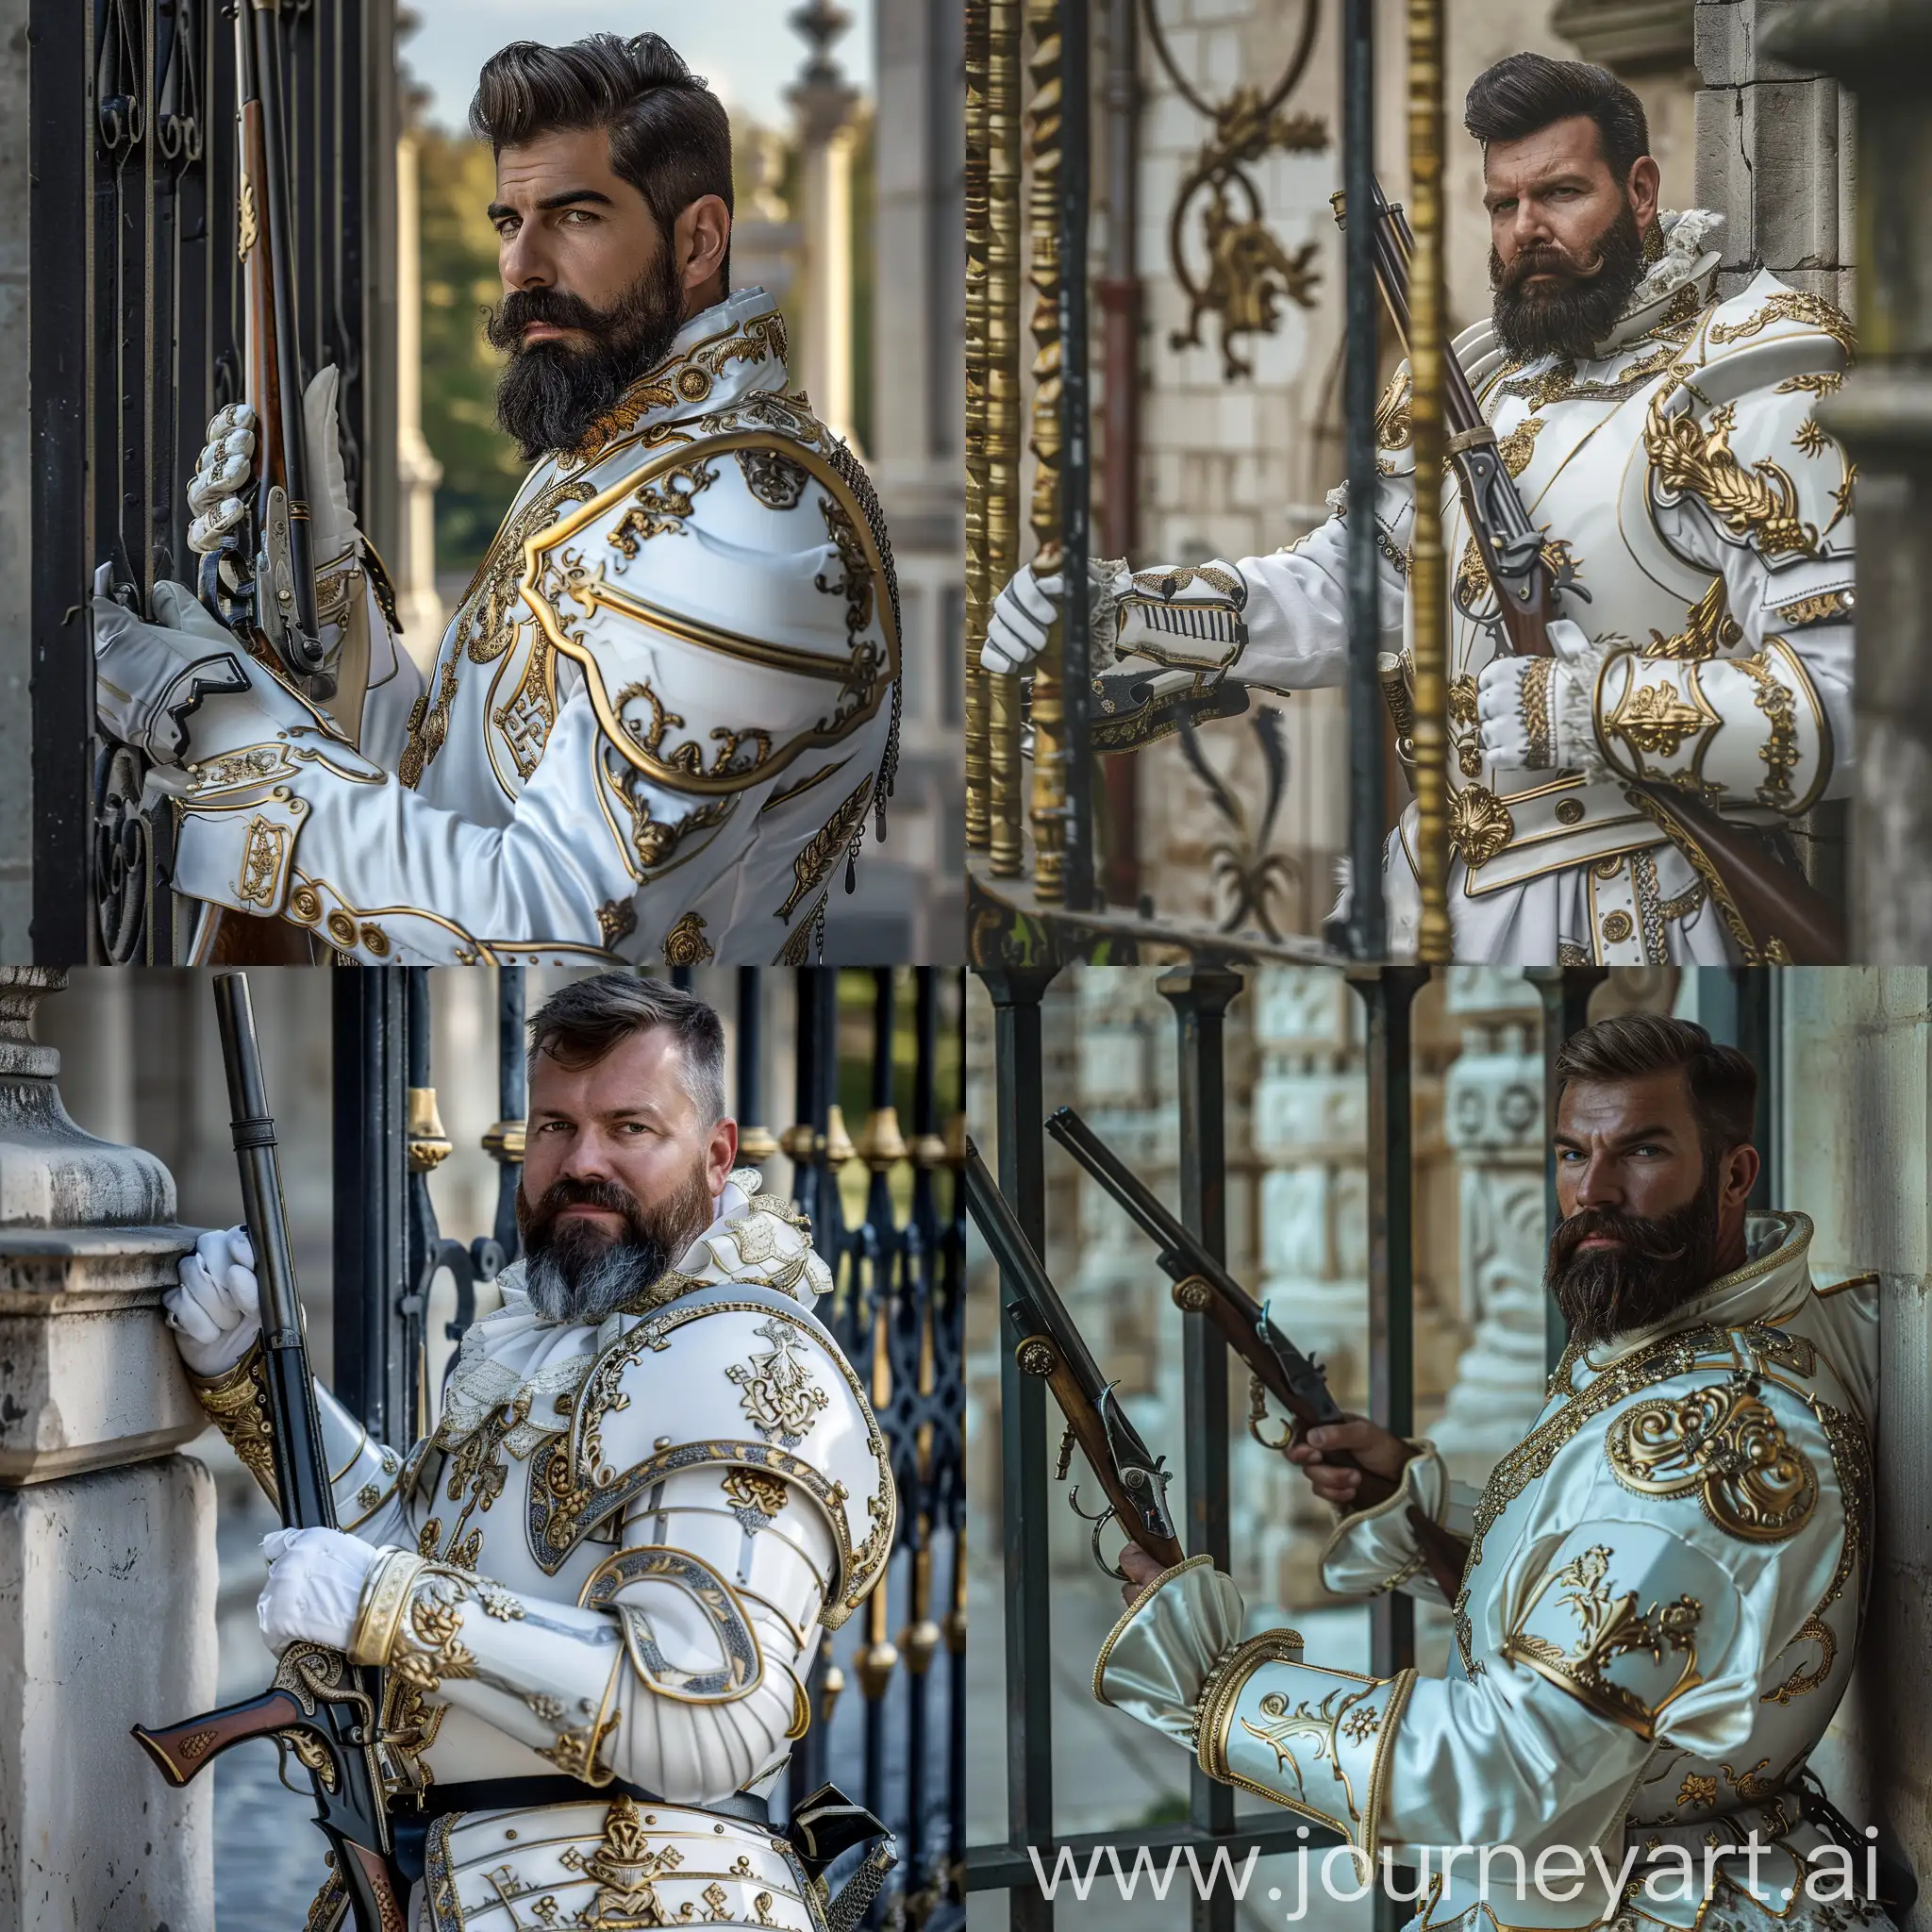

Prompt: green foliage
[415,126,523,581]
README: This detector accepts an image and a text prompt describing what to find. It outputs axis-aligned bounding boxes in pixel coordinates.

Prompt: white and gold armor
[167,289,901,967]
[190,1172,895,1931]
[1094,1212,1883,1930]
[1086,210,1857,964]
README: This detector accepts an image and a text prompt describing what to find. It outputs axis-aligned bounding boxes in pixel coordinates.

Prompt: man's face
[1482,113,1659,360]
[517,1026,739,1324]
[483,126,726,460]
[1547,1069,1755,1347]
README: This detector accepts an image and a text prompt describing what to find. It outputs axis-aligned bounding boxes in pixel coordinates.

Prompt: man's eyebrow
[1552,1122,1679,1146]
[487,188,615,223]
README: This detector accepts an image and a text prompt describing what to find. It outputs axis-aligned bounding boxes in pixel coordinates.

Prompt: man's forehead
[492,127,626,201]
[1557,1067,1693,1131]
[530,1029,692,1113]
[1482,114,1606,185]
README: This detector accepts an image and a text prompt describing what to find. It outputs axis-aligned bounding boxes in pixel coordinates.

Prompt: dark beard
[1546,1159,1724,1350]
[486,246,686,463]
[1490,201,1648,362]
[517,1163,715,1325]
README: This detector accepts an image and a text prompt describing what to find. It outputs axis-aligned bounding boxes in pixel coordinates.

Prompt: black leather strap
[390,1777,772,1887]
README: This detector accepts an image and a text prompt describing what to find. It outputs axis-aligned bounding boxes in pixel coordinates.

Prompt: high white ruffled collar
[1592,206,1724,353]
[433,1166,830,1455]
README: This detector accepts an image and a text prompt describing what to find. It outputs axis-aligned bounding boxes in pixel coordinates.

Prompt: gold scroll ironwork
[1406,0,1451,961]
[1024,0,1068,902]
[1141,0,1328,383]
[965,1,991,853]
[987,0,1027,876]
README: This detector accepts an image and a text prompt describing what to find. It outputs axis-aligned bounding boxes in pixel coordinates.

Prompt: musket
[199,0,331,700]
[1046,1106,1472,1605]
[964,1141,1185,1578]
[132,973,406,1930]
[1333,179,1845,966]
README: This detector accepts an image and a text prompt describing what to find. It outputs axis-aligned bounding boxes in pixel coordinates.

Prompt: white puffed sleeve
[1318,1440,1480,1604]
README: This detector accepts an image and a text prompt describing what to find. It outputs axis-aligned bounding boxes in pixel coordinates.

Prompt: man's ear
[707,1115,740,1195]
[1723,1141,1760,1212]
[674,194,731,302]
[1627,154,1662,235]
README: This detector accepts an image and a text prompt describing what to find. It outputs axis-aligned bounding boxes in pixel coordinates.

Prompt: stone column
[791,1,863,449]
[0,969,215,1924]
[1427,970,1552,1491]
[0,0,28,961]
[393,126,445,659]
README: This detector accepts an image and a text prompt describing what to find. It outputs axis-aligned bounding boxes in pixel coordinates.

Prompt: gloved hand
[164,1224,260,1377]
[983,562,1063,675]
[187,369,361,567]
[256,1526,385,1657]
[92,565,315,766]
[1474,618,1607,772]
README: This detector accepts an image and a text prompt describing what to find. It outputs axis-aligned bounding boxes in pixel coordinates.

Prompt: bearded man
[165,974,894,1930]
[986,55,1857,965]
[1094,1014,1886,1930]
[93,34,900,968]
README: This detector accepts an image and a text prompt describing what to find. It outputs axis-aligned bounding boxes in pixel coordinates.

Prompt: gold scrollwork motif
[1607,678,1710,760]
[386,1564,486,1693]
[1708,291,1857,361]
[190,1345,281,1506]
[1732,651,1801,805]
[1644,576,1741,660]
[597,898,638,950]
[661,910,714,966]
[238,816,290,908]
[1374,368,1411,451]
[1235,1683,1375,1816]
[726,1317,833,1448]
[1645,391,1821,560]
[1764,1396,1869,1705]
[1771,589,1853,629]
[1518,658,1555,770]
[1606,1374,1818,1541]
[1448,783,1515,868]
[736,443,810,511]
[608,459,719,558]
[1501,1544,1704,1739]
[777,774,875,922]
[1144,0,1328,383]
[608,676,775,787]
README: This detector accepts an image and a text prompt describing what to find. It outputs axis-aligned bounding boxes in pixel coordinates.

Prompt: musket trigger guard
[1245,1374,1294,1454]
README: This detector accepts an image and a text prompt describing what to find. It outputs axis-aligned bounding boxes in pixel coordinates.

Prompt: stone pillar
[0,969,215,1925]
[393,126,445,661]
[1427,970,1552,1491]
[790,2,863,449]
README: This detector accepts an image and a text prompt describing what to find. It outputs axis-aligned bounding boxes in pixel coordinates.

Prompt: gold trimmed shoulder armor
[525,1281,895,1627]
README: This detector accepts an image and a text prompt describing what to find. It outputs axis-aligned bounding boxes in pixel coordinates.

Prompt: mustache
[484,284,612,352]
[1548,1202,1695,1272]
[1494,237,1609,293]
[520,1174,650,1247]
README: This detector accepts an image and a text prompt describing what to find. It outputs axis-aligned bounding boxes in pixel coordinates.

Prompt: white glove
[93,568,315,766]
[1474,618,1607,773]
[165,1224,261,1377]
[984,562,1062,675]
[256,1526,384,1657]
[187,372,359,565]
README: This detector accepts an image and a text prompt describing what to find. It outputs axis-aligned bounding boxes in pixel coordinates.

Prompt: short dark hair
[527,973,727,1125]
[470,33,733,286]
[1463,53,1650,185]
[1554,1013,1757,1162]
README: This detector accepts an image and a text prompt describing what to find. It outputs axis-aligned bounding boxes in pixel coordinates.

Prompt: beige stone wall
[1778,968,1931,1920]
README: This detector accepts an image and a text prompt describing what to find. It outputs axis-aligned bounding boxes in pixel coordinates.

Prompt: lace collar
[1591,206,1724,354]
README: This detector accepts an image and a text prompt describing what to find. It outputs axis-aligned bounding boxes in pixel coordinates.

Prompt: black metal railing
[965,963,1781,1927]
[32,0,396,964]
[328,966,968,1930]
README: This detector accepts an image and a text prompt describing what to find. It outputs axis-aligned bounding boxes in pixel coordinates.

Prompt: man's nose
[500,230,551,292]
[558,1133,611,1181]
[1573,1151,1622,1208]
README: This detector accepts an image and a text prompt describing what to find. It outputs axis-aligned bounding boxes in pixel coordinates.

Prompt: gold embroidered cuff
[1519,658,1556,769]
[1194,1631,1305,1784]
[188,1342,280,1507]
[348,1550,427,1667]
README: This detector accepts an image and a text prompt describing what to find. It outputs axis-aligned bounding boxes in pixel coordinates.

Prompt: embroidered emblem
[1607,1374,1818,1541]
[608,458,719,558]
[777,774,874,920]
[736,443,811,510]
[1449,783,1515,868]
[726,1318,832,1447]
[237,816,289,908]
[1644,576,1741,660]
[1646,391,1822,559]
[662,910,714,966]
[722,1467,791,1530]
[1607,679,1709,759]
[559,1795,682,1916]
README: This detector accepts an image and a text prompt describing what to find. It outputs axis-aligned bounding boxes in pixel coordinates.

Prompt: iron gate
[30,0,397,965]
[329,966,968,1929]
[965,964,1778,1929]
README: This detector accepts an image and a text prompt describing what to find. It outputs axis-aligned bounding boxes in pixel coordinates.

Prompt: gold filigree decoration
[817,494,877,655]
[238,816,289,908]
[735,443,811,511]
[1771,589,1852,628]
[661,910,714,966]
[1677,1770,1719,1809]
[280,1727,338,1792]
[726,1317,833,1448]
[775,903,820,966]
[1496,413,1547,477]
[1235,1684,1373,1817]
[1732,652,1801,805]
[609,678,776,788]
[608,459,719,558]
[387,1565,483,1693]
[1606,1374,1818,1541]
[722,1467,791,1528]
[1501,1544,1704,1738]
[1777,371,1843,398]
[597,898,638,950]
[777,774,874,922]
[1763,1396,1869,1705]
[1607,678,1709,760]
[190,1345,280,1507]
[1791,416,1829,458]
[1645,390,1822,560]
[1644,577,1742,660]
[237,172,258,259]
[1708,291,1857,361]
[571,311,791,457]
[1374,368,1411,452]
[1449,783,1515,868]
[1825,458,1856,539]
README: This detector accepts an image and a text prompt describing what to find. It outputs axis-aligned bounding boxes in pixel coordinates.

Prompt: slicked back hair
[1554,1013,1757,1167]
[1463,53,1650,186]
[470,33,732,287]
[527,974,727,1127]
